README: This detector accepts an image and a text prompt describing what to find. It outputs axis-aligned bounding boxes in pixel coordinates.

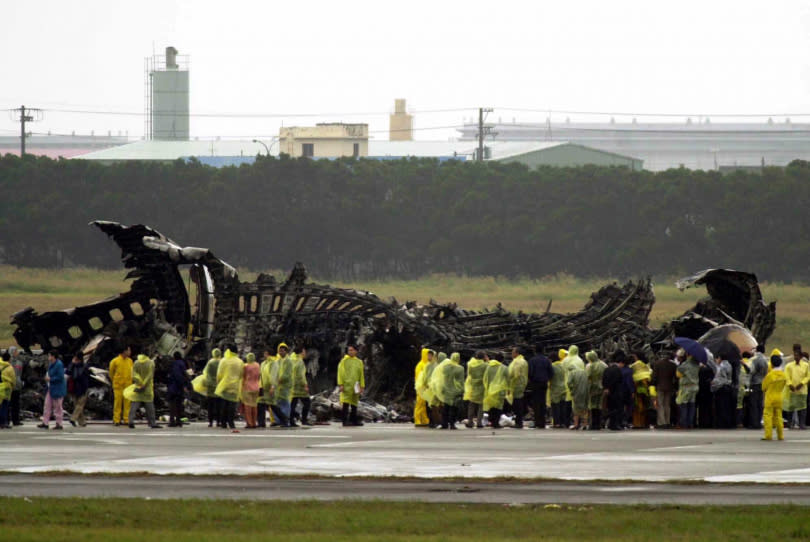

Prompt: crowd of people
[412,342,809,441]
[0,337,806,442]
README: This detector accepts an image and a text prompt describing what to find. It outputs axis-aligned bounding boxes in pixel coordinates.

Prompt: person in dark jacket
[526,347,553,429]
[651,352,678,428]
[38,350,66,430]
[697,363,715,428]
[602,350,626,431]
[620,358,635,428]
[68,353,90,427]
[167,352,192,427]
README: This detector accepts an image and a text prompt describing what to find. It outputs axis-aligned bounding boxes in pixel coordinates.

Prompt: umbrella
[674,337,708,364]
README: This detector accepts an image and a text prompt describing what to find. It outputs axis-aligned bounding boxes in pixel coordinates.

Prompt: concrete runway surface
[2,421,809,503]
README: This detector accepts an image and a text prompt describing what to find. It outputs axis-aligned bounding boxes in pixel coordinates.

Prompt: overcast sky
[3,0,810,142]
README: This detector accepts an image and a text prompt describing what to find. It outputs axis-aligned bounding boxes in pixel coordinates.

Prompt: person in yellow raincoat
[124,354,160,429]
[549,353,567,427]
[415,349,438,426]
[463,351,487,428]
[109,345,133,426]
[0,352,15,429]
[557,349,572,427]
[483,356,509,428]
[630,351,653,428]
[782,346,810,429]
[271,343,294,427]
[215,345,244,430]
[414,348,431,426]
[257,346,278,427]
[507,347,529,429]
[337,345,365,426]
[290,345,312,426]
[762,354,787,441]
[430,352,464,429]
[191,348,222,427]
[566,350,589,430]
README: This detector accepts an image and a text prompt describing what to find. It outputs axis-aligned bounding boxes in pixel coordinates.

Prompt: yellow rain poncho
[463,356,486,403]
[259,353,277,405]
[562,347,582,401]
[507,353,529,404]
[430,352,464,406]
[585,351,607,410]
[782,358,810,412]
[676,358,700,404]
[291,352,309,399]
[273,354,294,403]
[215,349,244,403]
[192,348,221,397]
[416,353,438,405]
[567,364,589,414]
[337,353,365,406]
[123,354,155,402]
[0,359,15,402]
[482,360,509,411]
[549,360,566,403]
[414,348,430,424]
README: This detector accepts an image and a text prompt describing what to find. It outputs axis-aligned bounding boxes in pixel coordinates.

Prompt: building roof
[76,139,269,161]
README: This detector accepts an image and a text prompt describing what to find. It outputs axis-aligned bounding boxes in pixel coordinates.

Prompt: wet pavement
[1,421,807,483]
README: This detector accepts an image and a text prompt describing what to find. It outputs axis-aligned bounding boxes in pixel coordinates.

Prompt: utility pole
[12,105,43,156]
[478,107,493,162]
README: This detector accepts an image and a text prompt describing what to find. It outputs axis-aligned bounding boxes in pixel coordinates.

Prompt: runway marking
[638,445,705,452]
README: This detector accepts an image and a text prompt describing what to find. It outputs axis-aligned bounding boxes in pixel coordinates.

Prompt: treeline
[1,153,809,281]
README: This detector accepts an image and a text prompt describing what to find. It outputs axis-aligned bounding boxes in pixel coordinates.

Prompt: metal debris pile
[9,221,776,421]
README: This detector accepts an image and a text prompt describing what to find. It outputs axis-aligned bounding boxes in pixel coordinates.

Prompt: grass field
[0,498,808,541]
[0,266,806,350]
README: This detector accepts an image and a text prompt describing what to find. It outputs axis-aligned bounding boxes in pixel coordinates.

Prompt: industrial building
[145,47,189,141]
[0,134,129,159]
[278,123,368,158]
[76,138,642,170]
[456,119,810,171]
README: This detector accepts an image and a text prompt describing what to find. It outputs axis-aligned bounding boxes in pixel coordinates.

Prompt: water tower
[145,46,189,140]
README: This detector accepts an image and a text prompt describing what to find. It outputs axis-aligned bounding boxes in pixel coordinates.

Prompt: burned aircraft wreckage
[12,221,776,416]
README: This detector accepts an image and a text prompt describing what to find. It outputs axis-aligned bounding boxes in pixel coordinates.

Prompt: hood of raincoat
[419,348,429,364]
[211,348,222,359]
[568,345,579,357]
[246,353,256,363]
[437,352,447,363]
[585,351,599,363]
[771,348,783,357]
[136,354,151,363]
[450,352,461,364]
[558,349,568,361]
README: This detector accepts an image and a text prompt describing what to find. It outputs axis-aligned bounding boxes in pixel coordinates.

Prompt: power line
[496,107,810,118]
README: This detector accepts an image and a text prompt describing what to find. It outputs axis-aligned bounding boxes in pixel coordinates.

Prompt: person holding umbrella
[674,338,706,429]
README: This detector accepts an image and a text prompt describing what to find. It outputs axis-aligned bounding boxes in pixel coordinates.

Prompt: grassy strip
[1,266,807,349]
[0,498,808,541]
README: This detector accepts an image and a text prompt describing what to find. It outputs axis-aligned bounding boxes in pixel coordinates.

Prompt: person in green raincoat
[257,347,276,427]
[585,351,607,430]
[676,354,700,429]
[337,345,365,426]
[125,354,160,429]
[566,350,589,430]
[290,345,311,426]
[270,343,293,427]
[483,355,509,428]
[507,347,529,429]
[463,351,487,428]
[215,345,244,430]
[430,352,464,429]
[191,348,222,427]
[416,349,438,427]
[549,352,567,428]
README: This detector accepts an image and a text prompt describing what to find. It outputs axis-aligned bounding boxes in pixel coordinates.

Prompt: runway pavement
[1,421,809,503]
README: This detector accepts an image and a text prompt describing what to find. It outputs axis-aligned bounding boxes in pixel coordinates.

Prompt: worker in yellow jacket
[762,354,787,441]
[413,348,432,426]
[109,345,133,426]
